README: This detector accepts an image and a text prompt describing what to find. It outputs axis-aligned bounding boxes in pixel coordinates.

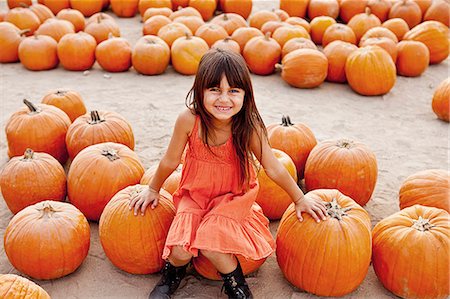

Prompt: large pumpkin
[267,115,317,179]
[170,34,209,75]
[395,40,429,77]
[5,99,71,164]
[399,169,450,212]
[67,142,144,221]
[431,78,450,122]
[18,34,59,71]
[99,185,175,274]
[345,45,396,96]
[221,0,252,19]
[305,139,378,206]
[4,7,41,35]
[141,164,182,195]
[4,201,90,280]
[276,189,372,296]
[41,89,87,122]
[0,148,66,214]
[66,110,135,159]
[0,274,50,298]
[372,205,449,299]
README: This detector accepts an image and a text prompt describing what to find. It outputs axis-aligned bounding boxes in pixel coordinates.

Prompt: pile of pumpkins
[0,0,449,97]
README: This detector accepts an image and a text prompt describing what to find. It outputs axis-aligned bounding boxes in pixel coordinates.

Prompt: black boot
[148,261,188,299]
[220,262,253,299]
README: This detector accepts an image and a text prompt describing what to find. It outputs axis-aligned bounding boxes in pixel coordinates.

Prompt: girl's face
[203,74,245,124]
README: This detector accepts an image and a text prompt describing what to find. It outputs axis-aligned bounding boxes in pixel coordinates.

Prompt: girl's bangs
[203,55,246,90]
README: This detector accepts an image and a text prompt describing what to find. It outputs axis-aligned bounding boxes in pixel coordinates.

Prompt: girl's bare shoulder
[177,108,196,136]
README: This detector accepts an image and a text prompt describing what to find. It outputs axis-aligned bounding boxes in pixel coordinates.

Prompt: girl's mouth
[215,106,232,112]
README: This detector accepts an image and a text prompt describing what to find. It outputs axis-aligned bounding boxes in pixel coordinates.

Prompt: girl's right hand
[129,187,160,216]
[294,194,327,223]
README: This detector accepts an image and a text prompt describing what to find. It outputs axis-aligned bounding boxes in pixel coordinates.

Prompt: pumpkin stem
[275,63,283,71]
[89,110,105,124]
[22,148,34,160]
[286,115,294,126]
[412,216,435,232]
[326,198,351,220]
[39,201,57,219]
[102,148,120,161]
[23,99,40,114]
[223,13,228,21]
[264,31,271,41]
[55,90,67,96]
[281,115,287,126]
[365,7,372,15]
[337,139,354,149]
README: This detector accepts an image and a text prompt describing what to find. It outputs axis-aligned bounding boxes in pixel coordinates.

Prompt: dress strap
[189,115,200,140]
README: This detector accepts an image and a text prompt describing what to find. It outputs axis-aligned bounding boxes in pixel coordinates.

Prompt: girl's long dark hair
[186,48,267,190]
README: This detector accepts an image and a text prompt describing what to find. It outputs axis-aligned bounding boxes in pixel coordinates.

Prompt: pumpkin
[96,35,132,72]
[110,0,139,17]
[139,0,172,16]
[412,0,432,14]
[423,0,449,26]
[0,274,50,299]
[282,37,317,58]
[272,24,310,48]
[18,34,59,71]
[345,45,396,96]
[323,40,358,83]
[305,139,378,206]
[99,185,175,274]
[195,23,229,47]
[142,7,173,21]
[132,35,170,75]
[0,148,66,214]
[307,0,340,20]
[35,19,75,42]
[388,0,422,29]
[339,0,368,23]
[322,23,356,47]
[37,0,70,14]
[57,32,97,71]
[0,22,28,63]
[5,7,41,35]
[280,0,309,18]
[29,3,55,23]
[84,16,121,44]
[56,8,85,32]
[171,0,189,10]
[86,12,114,26]
[7,0,32,8]
[403,20,449,64]
[272,8,290,21]
[169,6,202,20]
[171,34,209,75]
[143,15,172,35]
[431,78,450,122]
[221,0,252,19]
[399,169,450,212]
[173,16,205,34]
[381,18,409,41]
[66,110,135,159]
[396,40,429,77]
[285,16,310,33]
[140,164,183,194]
[212,37,241,54]
[41,89,86,122]
[189,0,216,21]
[158,22,192,47]
[359,26,398,46]
[276,189,372,296]
[230,27,263,53]
[248,10,280,30]
[360,37,398,63]
[243,33,281,75]
[372,205,450,299]
[278,48,328,88]
[261,21,285,37]
[367,0,392,22]
[70,0,103,17]
[67,142,145,221]
[4,201,90,279]
[5,99,71,164]
[348,7,381,43]
[210,13,247,35]
[309,15,336,44]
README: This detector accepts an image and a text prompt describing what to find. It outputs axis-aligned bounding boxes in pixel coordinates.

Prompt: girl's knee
[170,245,193,261]
[200,249,232,260]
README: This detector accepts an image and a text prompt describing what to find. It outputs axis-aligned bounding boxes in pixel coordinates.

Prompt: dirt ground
[0,0,448,298]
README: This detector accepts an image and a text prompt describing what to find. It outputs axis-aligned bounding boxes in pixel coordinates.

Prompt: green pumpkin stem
[326,198,352,220]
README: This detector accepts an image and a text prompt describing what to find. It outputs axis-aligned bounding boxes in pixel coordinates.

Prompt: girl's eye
[209,87,220,92]
[229,89,241,93]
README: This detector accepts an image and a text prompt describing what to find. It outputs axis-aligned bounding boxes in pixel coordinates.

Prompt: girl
[129,49,327,299]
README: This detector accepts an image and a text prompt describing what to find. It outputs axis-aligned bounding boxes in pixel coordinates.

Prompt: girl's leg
[199,250,237,274]
[168,245,193,266]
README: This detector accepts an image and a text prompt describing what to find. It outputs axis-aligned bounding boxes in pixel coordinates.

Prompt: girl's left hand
[294,195,328,223]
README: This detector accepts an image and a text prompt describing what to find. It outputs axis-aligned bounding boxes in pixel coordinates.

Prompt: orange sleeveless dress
[162,115,275,260]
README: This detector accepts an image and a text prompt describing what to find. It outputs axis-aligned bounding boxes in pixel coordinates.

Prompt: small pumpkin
[169,6,202,20]
[5,7,41,35]
[29,3,55,23]
[212,37,241,54]
[110,0,139,17]
[38,0,70,14]
[195,23,229,47]
[210,13,247,35]
[96,35,132,72]
[84,15,121,44]
[171,34,209,75]
[367,0,392,22]
[18,34,59,71]
[323,40,358,83]
[396,40,429,77]
[0,274,50,299]
[230,27,263,53]
[280,0,309,18]
[243,33,281,76]
[272,24,310,48]
[423,0,449,27]
[41,89,86,122]
[285,16,311,33]
[431,78,450,122]
[7,0,32,8]
[0,22,28,63]
[56,8,85,32]
[347,7,381,43]
[57,32,97,71]
[388,0,422,29]
[360,36,398,63]
[309,15,336,44]
[282,37,317,58]
[35,18,75,42]
[157,22,192,47]
[143,15,172,36]
[339,0,368,23]
[142,7,173,21]
[132,35,170,75]
[248,10,280,30]
[381,18,409,41]
[360,26,398,44]
[189,0,217,21]
[173,16,205,34]
[139,0,172,16]
[322,23,356,47]
[307,0,340,20]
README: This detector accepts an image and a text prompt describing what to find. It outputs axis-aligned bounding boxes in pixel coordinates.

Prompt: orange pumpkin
[110,0,139,17]
[230,27,263,53]
[323,40,358,83]
[86,12,114,26]
[0,149,66,214]
[272,8,290,21]
[4,201,90,279]
[142,7,173,21]
[322,23,356,47]
[171,0,189,10]
[169,6,202,20]
[307,0,340,20]
[305,139,378,206]
[360,26,398,44]
[388,0,422,29]
[5,99,71,164]
[403,20,449,64]
[243,33,281,76]
[381,17,409,41]
[99,185,175,274]
[248,10,280,30]
[195,23,229,47]
[143,15,172,35]
[67,142,145,221]
[57,32,97,71]
[132,35,170,75]
[256,149,297,219]
[171,34,209,75]
[309,15,336,44]
[210,13,247,35]
[70,0,103,17]
[139,0,172,16]
[396,40,429,77]
[158,22,192,47]
[399,169,450,212]
[0,274,50,298]
[37,0,70,14]
[5,7,41,35]
[279,48,328,88]
[347,7,381,43]
[7,0,32,8]
[141,164,183,194]
[212,37,241,54]
[423,0,449,26]
[35,19,75,42]
[431,78,450,122]
[282,37,317,57]
[367,0,392,22]
[272,24,310,48]
[42,89,87,122]
[285,16,311,32]
[66,110,135,159]
[277,189,372,296]
[189,0,216,21]
[345,45,396,96]
[29,3,55,23]
[18,34,59,71]
[173,16,205,34]
[412,0,432,14]
[261,21,286,37]
[96,35,132,72]
[372,205,450,299]
[360,36,398,62]
[56,8,86,32]
[280,0,309,18]
[339,0,368,23]
[0,22,28,63]
[221,0,252,19]
[84,16,121,44]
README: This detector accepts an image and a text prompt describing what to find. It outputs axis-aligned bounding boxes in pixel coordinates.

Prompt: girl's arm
[250,128,327,222]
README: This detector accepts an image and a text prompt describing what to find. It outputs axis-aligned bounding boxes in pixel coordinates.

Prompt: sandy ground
[0,0,449,298]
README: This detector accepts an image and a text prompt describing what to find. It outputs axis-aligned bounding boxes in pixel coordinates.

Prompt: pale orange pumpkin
[360,36,398,62]
[173,16,204,34]
[132,35,170,75]
[272,24,310,48]
[261,21,286,37]
[277,189,372,296]
[322,23,356,47]
[309,15,336,44]
[29,3,55,23]
[4,200,90,279]
[158,22,192,47]
[110,0,139,17]
[230,27,263,53]
[367,0,392,22]
[347,7,381,43]
[18,34,59,71]
[5,7,41,35]
[323,40,358,83]
[304,139,378,206]
[360,26,398,44]
[195,23,229,47]
[272,8,290,21]
[67,142,145,221]
[307,0,340,20]
[423,0,449,26]
[169,6,202,20]
[388,0,422,29]
[139,0,171,16]
[96,35,132,72]
[0,22,28,63]
[339,0,368,23]
[84,16,121,44]
[38,0,70,14]
[0,274,50,299]
[143,15,172,35]
[6,99,71,164]
[35,19,75,42]
[86,12,115,26]
[345,45,396,96]
[212,37,241,54]
[70,0,103,17]
[210,13,248,35]
[42,89,87,122]
[171,34,209,75]
[248,10,280,30]
[285,16,311,33]
[372,205,450,299]
[0,149,66,214]
[381,18,409,41]
[189,0,216,21]
[142,7,173,21]
[243,33,281,76]
[221,0,252,19]
[280,0,309,18]
[56,8,85,32]
[431,78,450,122]
[99,185,175,274]
[396,40,429,77]
[282,37,317,57]
[57,32,97,71]
[141,164,183,194]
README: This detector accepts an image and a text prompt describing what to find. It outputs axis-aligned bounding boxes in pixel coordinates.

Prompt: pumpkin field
[0,0,449,298]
